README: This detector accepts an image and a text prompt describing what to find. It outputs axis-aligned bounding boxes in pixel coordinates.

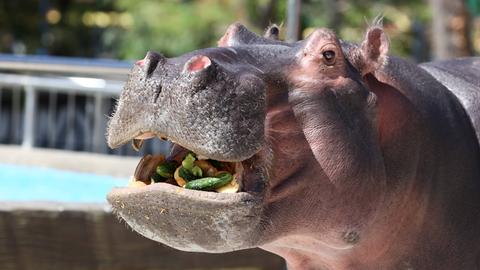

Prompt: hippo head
[106,22,392,264]
[106,25,292,252]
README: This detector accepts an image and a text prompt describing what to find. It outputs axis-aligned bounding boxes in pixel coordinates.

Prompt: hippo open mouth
[106,130,267,252]
[120,131,265,194]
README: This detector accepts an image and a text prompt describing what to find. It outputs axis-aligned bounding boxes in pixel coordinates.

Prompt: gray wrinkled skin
[107,22,480,269]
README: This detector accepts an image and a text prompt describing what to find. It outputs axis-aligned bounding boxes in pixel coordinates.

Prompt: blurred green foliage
[109,0,431,60]
[110,0,287,58]
[111,0,235,58]
[301,0,431,59]
[0,0,433,60]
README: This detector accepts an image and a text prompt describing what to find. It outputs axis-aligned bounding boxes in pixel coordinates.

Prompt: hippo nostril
[139,51,164,78]
[146,52,160,77]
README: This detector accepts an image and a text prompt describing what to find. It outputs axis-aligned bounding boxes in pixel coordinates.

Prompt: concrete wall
[0,202,285,270]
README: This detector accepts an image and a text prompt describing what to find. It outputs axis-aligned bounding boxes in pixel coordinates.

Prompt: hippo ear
[218,22,282,46]
[356,26,389,75]
[264,24,280,40]
[218,22,250,47]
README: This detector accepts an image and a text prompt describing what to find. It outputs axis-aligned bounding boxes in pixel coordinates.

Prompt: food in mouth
[128,150,240,193]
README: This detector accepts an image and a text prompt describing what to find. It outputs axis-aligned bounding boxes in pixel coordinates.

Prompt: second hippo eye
[322,50,336,65]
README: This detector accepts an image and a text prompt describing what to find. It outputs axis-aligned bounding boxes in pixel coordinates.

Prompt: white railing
[0,54,169,156]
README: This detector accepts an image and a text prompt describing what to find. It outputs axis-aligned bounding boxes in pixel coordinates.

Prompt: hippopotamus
[106,22,480,269]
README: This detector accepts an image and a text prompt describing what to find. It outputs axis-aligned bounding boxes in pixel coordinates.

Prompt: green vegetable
[191,166,203,177]
[182,153,196,170]
[179,166,197,181]
[184,172,233,190]
[150,173,165,183]
[156,161,177,178]
[209,159,223,169]
[181,152,203,177]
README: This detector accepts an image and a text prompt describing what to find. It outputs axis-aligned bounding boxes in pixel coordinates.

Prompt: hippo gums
[106,21,480,270]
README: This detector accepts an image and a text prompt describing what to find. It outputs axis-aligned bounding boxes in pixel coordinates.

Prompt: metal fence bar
[65,93,76,150]
[0,73,123,96]
[47,91,57,148]
[22,85,36,149]
[0,53,131,79]
[84,96,94,152]
[0,87,2,119]
[0,88,3,142]
[12,88,21,144]
[93,93,107,153]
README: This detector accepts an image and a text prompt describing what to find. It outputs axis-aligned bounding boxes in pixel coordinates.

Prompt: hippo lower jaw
[107,133,267,252]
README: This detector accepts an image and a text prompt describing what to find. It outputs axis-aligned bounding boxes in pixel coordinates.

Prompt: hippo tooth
[197,154,209,160]
[132,139,144,152]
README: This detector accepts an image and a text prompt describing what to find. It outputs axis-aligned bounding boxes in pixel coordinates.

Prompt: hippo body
[421,58,480,144]
[329,54,480,269]
[107,23,480,269]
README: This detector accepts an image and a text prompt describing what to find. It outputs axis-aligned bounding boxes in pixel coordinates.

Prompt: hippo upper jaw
[107,50,267,162]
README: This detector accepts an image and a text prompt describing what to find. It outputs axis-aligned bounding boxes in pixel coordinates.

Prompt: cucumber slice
[156,161,177,178]
[184,172,233,191]
[150,173,166,183]
[179,166,197,181]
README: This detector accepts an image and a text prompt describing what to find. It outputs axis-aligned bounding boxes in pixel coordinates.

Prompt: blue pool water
[0,163,128,202]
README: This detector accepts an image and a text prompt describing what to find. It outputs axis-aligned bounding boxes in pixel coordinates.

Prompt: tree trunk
[429,0,473,59]
[286,0,301,42]
[326,0,342,32]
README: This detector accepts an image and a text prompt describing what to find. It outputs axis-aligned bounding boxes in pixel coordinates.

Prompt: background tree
[429,0,474,59]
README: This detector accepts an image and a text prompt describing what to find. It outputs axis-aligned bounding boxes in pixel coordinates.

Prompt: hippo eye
[322,50,336,65]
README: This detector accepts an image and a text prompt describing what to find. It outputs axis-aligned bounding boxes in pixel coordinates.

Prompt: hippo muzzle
[106,48,271,252]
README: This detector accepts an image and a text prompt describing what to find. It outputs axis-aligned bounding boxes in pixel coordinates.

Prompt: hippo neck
[358,56,480,269]
[263,56,480,270]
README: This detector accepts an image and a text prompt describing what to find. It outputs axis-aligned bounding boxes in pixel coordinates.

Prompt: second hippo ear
[218,23,248,47]
[264,24,280,40]
[218,22,281,46]
[182,55,216,87]
[355,26,389,76]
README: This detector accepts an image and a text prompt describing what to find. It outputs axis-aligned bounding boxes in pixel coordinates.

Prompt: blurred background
[0,0,478,270]
[2,0,479,60]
